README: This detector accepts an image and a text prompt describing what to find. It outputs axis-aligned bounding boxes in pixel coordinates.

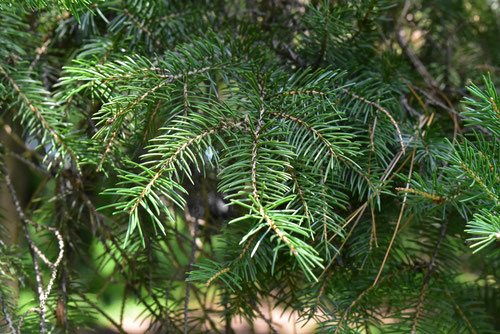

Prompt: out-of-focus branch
[4,172,64,334]
[0,291,16,334]
[396,1,439,90]
[396,1,461,140]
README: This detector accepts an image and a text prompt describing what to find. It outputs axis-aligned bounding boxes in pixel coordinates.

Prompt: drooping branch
[340,88,405,154]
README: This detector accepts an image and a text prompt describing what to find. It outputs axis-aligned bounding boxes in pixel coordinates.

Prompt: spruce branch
[203,235,257,288]
[465,211,500,253]
[0,65,83,175]
[341,88,406,154]
[395,187,446,204]
[96,79,170,170]
[334,265,417,334]
[443,286,478,334]
[122,8,162,48]
[1,1,498,332]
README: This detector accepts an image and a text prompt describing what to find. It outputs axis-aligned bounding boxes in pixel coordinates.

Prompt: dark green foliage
[0,0,498,333]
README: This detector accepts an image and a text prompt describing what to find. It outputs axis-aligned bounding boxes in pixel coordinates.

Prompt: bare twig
[274,41,306,67]
[0,291,16,334]
[321,109,433,279]
[373,148,416,286]
[396,1,461,141]
[5,172,64,334]
[396,1,438,90]
[17,307,41,333]
[184,218,200,334]
[29,38,52,71]
[5,173,46,333]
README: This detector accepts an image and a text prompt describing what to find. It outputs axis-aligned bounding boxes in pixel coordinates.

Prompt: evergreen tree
[0,0,498,333]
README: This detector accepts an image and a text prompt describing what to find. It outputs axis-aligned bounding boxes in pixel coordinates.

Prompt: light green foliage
[2,0,97,18]
[0,0,498,333]
[407,76,499,256]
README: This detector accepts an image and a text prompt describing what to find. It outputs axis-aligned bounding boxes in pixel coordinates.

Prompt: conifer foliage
[0,0,498,333]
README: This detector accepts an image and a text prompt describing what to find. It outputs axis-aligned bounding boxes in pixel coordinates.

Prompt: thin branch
[78,292,128,334]
[288,167,313,235]
[119,285,127,328]
[250,105,298,255]
[97,79,170,170]
[443,286,478,334]
[29,38,52,71]
[347,0,376,43]
[321,111,433,278]
[189,286,223,334]
[17,307,41,333]
[320,202,367,277]
[334,265,418,334]
[313,7,331,69]
[252,304,278,334]
[250,106,266,202]
[341,88,406,154]
[204,234,257,287]
[0,291,16,334]
[128,121,241,216]
[5,173,46,333]
[0,65,80,173]
[410,221,448,334]
[372,148,416,286]
[4,172,64,334]
[396,2,461,140]
[259,205,298,255]
[183,218,200,334]
[97,65,218,170]
[123,8,162,48]
[395,187,446,204]
[369,198,378,248]
[269,111,340,160]
[459,161,499,205]
[270,110,375,189]
[60,170,175,328]
[396,1,438,90]
[274,41,306,67]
